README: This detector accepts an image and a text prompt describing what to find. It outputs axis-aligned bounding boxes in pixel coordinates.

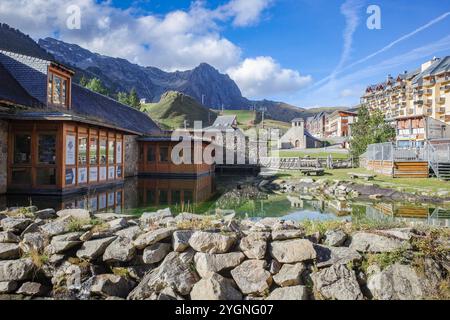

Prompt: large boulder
[190,273,242,300]
[266,285,309,300]
[239,232,268,259]
[231,260,272,296]
[76,237,116,260]
[270,239,316,263]
[367,263,424,300]
[128,250,199,299]
[103,236,136,263]
[1,217,32,233]
[142,243,171,264]
[133,227,176,250]
[0,259,34,281]
[273,263,305,287]
[189,231,236,254]
[0,243,21,259]
[324,230,347,247]
[350,232,408,253]
[311,264,363,300]
[56,208,91,220]
[90,274,136,298]
[314,244,362,268]
[194,252,246,278]
[172,230,194,252]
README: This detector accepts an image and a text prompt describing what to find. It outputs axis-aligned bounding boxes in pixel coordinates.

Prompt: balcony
[424,108,433,116]
[440,85,450,92]
[413,100,424,105]
[423,78,436,86]
[425,99,433,106]
[437,107,446,114]
[436,97,446,104]
[407,109,414,115]
[424,89,433,95]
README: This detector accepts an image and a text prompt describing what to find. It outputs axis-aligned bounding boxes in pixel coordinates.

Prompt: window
[89,137,98,165]
[159,146,169,162]
[146,190,155,205]
[78,137,87,165]
[172,190,181,204]
[159,190,168,204]
[147,146,156,162]
[12,168,31,185]
[100,139,107,165]
[108,140,115,165]
[14,134,31,164]
[47,72,69,108]
[38,134,56,164]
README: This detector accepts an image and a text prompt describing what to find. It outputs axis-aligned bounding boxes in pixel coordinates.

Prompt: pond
[1,174,449,227]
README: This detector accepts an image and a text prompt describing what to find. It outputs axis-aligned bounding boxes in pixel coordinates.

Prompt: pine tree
[85,78,108,96]
[79,75,88,87]
[128,88,141,109]
[117,92,129,106]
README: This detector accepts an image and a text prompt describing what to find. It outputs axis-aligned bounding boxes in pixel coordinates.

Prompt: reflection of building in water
[326,200,352,217]
[287,196,303,208]
[135,176,215,209]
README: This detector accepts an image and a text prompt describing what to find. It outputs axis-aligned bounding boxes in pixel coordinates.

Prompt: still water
[1,175,449,227]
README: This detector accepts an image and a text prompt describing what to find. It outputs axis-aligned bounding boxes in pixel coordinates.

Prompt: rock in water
[0,259,34,281]
[266,286,309,300]
[350,232,408,253]
[273,263,305,287]
[128,251,199,299]
[367,264,424,300]
[269,239,316,263]
[189,231,236,254]
[190,273,242,300]
[230,260,272,295]
[194,252,246,278]
[311,264,363,300]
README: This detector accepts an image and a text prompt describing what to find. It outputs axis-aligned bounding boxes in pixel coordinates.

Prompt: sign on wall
[89,167,98,182]
[78,168,87,184]
[116,141,122,164]
[66,135,76,165]
[108,166,115,180]
[65,168,76,185]
[116,166,122,179]
[100,167,107,181]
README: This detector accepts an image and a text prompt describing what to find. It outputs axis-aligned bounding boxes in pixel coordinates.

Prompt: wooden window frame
[47,66,72,109]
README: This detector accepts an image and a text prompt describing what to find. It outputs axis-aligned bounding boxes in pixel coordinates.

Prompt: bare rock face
[76,237,116,260]
[266,285,309,300]
[133,227,176,250]
[56,208,91,220]
[350,232,408,253]
[311,264,364,300]
[172,230,194,252]
[190,273,242,300]
[273,263,305,287]
[189,231,236,254]
[90,274,136,298]
[0,243,21,259]
[142,243,172,264]
[367,264,424,300]
[103,236,136,263]
[128,250,199,299]
[324,229,347,247]
[269,239,316,263]
[231,260,272,296]
[239,232,268,259]
[194,252,246,278]
[16,282,49,297]
[0,259,34,281]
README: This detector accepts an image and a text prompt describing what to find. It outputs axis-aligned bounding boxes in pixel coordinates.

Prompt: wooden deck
[367,160,429,178]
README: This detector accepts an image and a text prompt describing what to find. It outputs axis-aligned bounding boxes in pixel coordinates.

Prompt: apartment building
[361,56,450,147]
[305,112,328,139]
[325,110,357,138]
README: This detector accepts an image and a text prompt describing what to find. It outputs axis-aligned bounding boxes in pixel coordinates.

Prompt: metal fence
[366,141,450,162]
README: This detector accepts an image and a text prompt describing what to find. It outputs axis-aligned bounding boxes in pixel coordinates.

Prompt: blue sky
[1,0,450,108]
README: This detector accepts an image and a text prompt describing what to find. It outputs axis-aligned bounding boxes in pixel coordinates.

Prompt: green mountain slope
[141,91,217,129]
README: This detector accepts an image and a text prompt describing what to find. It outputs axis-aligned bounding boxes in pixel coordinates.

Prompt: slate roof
[0,49,161,135]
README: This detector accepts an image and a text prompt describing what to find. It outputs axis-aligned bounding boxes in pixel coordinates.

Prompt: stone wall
[0,120,8,194]
[124,135,139,178]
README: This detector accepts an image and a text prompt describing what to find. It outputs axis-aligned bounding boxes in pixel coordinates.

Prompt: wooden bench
[348,172,376,181]
[300,168,325,176]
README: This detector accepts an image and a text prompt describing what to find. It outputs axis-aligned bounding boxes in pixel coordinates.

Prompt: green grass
[275,150,349,159]
[277,167,450,193]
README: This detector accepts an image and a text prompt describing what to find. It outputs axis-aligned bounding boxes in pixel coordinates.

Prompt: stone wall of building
[124,135,139,178]
[0,120,8,194]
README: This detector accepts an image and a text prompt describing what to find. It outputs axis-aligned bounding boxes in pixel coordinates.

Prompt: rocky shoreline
[0,206,449,300]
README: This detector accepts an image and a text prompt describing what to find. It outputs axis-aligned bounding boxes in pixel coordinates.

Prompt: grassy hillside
[215,109,291,133]
[142,91,217,129]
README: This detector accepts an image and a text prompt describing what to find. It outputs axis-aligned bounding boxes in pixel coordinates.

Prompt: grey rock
[0,259,34,281]
[311,264,363,300]
[0,243,21,259]
[189,231,236,254]
[0,231,20,243]
[56,208,91,220]
[266,285,309,300]
[1,217,32,233]
[314,244,362,268]
[172,230,194,252]
[377,228,417,241]
[21,220,46,236]
[367,263,424,300]
[46,232,83,254]
[273,263,305,287]
[350,232,408,253]
[133,227,176,250]
[39,216,73,237]
[194,252,246,278]
[269,259,282,275]
[239,232,268,259]
[270,239,316,263]
[191,273,242,300]
[107,218,128,232]
[231,260,272,295]
[20,232,46,253]
[34,209,56,220]
[140,208,172,225]
[16,282,49,297]
[324,229,347,247]
[272,229,304,241]
[0,281,19,294]
[90,274,135,298]
[103,236,136,263]
[76,236,116,260]
[128,250,199,299]
[142,243,171,264]
[115,226,142,240]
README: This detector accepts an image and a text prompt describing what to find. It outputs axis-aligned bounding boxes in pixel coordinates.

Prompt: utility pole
[201,94,205,106]
[259,107,267,129]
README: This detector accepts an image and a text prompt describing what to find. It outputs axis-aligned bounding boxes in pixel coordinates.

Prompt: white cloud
[219,0,273,27]
[227,56,312,98]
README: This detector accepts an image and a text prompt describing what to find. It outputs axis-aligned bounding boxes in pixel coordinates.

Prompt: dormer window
[47,65,72,108]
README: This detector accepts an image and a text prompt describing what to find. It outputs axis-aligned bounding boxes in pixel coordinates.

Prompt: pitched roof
[207,115,237,130]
